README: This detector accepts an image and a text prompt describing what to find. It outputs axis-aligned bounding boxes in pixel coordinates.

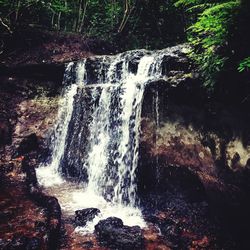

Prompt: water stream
[36,46,185,234]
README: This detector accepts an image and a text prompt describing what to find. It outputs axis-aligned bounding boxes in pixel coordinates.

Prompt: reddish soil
[0,159,47,248]
[0,29,113,67]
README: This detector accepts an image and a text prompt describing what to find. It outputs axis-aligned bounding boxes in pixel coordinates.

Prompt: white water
[36,46,185,234]
[36,62,78,186]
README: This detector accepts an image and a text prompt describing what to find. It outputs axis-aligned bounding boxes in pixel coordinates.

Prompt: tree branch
[0,17,12,34]
[118,0,136,33]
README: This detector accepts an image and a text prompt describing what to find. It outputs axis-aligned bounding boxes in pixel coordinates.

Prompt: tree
[175,0,241,89]
[0,0,186,50]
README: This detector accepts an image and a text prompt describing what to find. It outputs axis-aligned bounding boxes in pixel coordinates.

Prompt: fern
[176,0,240,89]
[238,57,250,72]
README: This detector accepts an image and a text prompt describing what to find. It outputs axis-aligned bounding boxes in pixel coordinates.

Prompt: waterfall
[36,45,186,233]
[84,55,155,206]
[36,61,86,186]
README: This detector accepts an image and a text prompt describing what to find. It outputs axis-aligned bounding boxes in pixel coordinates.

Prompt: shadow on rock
[95,217,143,250]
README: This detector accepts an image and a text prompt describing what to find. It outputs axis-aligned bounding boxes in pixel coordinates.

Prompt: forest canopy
[0,0,185,49]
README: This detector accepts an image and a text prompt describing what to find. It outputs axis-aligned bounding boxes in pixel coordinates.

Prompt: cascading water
[36,46,186,233]
[84,55,156,207]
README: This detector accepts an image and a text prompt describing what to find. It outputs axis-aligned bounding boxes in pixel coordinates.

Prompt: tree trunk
[51,12,55,29]
[118,0,135,33]
[15,0,21,23]
[0,17,12,34]
[72,0,77,32]
[77,0,83,32]
[57,12,61,31]
[78,0,88,33]
[64,0,68,31]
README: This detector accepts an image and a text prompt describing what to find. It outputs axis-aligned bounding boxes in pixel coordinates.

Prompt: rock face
[0,117,11,147]
[139,78,250,248]
[140,75,250,184]
[0,73,61,164]
[0,70,63,249]
[95,217,143,249]
[3,236,42,250]
[75,208,100,227]
[17,133,39,156]
[0,158,48,250]
[140,95,250,190]
[0,29,113,67]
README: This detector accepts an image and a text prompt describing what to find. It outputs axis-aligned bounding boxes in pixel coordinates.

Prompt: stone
[35,221,47,233]
[245,158,250,170]
[17,133,39,156]
[0,239,8,249]
[0,117,11,146]
[231,152,240,168]
[82,241,94,248]
[95,217,143,250]
[1,163,14,174]
[21,155,38,186]
[5,236,41,250]
[6,236,28,249]
[75,208,100,227]
[25,237,41,250]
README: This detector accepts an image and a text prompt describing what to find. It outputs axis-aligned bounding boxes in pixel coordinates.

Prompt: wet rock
[75,208,100,227]
[96,216,123,229]
[146,213,180,248]
[82,241,94,248]
[22,156,38,186]
[5,236,28,249]
[21,156,61,250]
[192,236,209,248]
[0,239,9,249]
[160,219,180,247]
[25,237,41,250]
[95,217,143,249]
[1,163,14,174]
[128,54,143,74]
[231,152,240,169]
[35,221,47,233]
[161,55,189,75]
[17,133,39,156]
[0,209,15,221]
[4,236,41,250]
[0,117,11,146]
[245,158,250,170]
[0,64,65,83]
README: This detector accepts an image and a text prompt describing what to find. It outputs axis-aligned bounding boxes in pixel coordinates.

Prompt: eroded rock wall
[139,80,250,243]
[0,74,62,162]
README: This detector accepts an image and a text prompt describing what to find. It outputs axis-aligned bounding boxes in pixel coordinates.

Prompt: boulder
[75,208,100,227]
[95,217,143,249]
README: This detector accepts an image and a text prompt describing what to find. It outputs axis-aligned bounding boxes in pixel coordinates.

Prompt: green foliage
[238,57,250,72]
[175,0,240,89]
[82,0,123,40]
[175,0,204,8]
[0,0,185,50]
